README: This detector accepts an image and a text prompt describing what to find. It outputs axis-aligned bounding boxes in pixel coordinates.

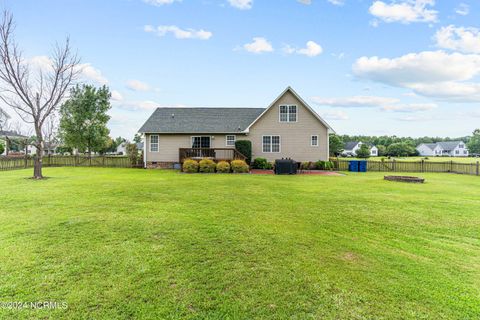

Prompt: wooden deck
[179,148,247,163]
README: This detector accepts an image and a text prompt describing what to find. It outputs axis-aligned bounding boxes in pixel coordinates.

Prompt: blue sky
[4,0,480,139]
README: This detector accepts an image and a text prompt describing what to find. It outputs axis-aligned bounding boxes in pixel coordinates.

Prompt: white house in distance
[343,141,378,157]
[416,141,468,157]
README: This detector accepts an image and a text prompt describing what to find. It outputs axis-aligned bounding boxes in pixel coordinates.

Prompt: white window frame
[279,105,297,123]
[311,135,319,147]
[225,135,236,147]
[150,135,159,152]
[262,135,281,153]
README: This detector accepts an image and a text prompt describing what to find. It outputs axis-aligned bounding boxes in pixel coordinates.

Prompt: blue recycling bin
[358,160,367,172]
[348,160,359,172]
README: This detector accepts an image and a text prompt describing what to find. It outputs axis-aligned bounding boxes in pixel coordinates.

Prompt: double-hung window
[311,135,319,147]
[150,135,159,152]
[263,135,280,153]
[279,105,297,122]
[226,135,236,147]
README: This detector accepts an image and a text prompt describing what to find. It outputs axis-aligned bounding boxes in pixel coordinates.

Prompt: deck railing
[179,148,247,163]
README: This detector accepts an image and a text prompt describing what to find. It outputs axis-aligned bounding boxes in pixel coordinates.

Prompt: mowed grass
[0,168,480,319]
[339,156,479,163]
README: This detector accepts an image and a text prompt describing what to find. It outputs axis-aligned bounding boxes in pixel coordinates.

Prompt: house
[116,142,127,155]
[343,141,378,157]
[0,130,28,156]
[138,87,334,168]
[416,141,468,157]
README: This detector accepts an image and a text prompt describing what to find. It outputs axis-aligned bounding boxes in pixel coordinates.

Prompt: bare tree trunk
[33,126,44,179]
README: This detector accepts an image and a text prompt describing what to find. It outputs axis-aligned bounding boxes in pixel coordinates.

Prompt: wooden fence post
[24,155,27,168]
[421,159,424,173]
[477,161,479,176]
[393,159,396,172]
[450,160,453,173]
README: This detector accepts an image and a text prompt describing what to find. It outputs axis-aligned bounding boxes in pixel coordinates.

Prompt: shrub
[235,140,252,164]
[356,144,371,159]
[324,161,334,170]
[231,160,249,173]
[315,160,326,170]
[265,162,274,170]
[183,159,199,173]
[126,143,139,165]
[300,162,310,170]
[216,161,230,173]
[199,158,216,173]
[252,157,269,169]
[0,143,4,155]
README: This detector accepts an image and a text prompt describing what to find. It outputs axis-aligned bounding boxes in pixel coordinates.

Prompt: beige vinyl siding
[246,90,329,162]
[145,134,240,162]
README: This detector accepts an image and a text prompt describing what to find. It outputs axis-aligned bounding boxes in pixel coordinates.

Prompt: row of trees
[329,132,480,158]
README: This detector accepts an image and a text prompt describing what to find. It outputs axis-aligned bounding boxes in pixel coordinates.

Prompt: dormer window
[279,105,297,122]
[459,143,464,148]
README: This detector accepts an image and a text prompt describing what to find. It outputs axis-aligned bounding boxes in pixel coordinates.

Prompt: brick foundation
[146,161,177,169]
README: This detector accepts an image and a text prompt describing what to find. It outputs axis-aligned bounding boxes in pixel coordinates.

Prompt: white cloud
[283,41,323,57]
[297,41,323,57]
[312,95,437,113]
[228,0,253,10]
[297,0,311,4]
[126,80,151,92]
[143,0,181,5]
[311,95,399,107]
[328,0,344,5]
[78,63,108,85]
[111,90,124,101]
[144,25,212,40]
[353,50,480,102]
[27,56,108,85]
[321,110,349,120]
[434,25,480,54]
[369,0,437,24]
[455,3,469,16]
[381,103,437,112]
[117,100,159,111]
[243,37,274,54]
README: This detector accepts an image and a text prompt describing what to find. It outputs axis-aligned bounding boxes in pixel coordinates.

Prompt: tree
[133,133,142,144]
[126,142,139,166]
[376,145,387,157]
[59,85,111,154]
[356,144,371,158]
[0,107,9,131]
[0,11,79,178]
[467,129,480,155]
[235,140,252,164]
[0,141,4,154]
[386,142,416,157]
[329,134,344,156]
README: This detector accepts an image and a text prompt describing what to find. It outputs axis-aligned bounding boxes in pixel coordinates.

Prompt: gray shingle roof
[344,141,359,150]
[422,143,437,150]
[437,141,463,151]
[138,107,265,133]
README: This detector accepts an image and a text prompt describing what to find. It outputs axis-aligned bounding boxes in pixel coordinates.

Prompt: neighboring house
[116,142,127,155]
[416,141,469,157]
[343,141,378,157]
[0,130,28,156]
[138,87,334,168]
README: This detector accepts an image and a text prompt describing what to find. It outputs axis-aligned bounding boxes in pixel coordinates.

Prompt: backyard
[0,168,479,319]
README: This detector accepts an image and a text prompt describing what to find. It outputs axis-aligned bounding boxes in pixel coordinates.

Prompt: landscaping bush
[315,160,334,170]
[183,159,199,173]
[216,161,230,173]
[356,144,371,159]
[199,158,216,173]
[252,157,269,169]
[301,161,316,170]
[235,140,252,164]
[315,160,326,170]
[231,160,249,173]
[0,143,4,155]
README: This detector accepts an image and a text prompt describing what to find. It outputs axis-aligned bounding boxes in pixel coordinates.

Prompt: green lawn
[338,156,480,163]
[1,168,479,319]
